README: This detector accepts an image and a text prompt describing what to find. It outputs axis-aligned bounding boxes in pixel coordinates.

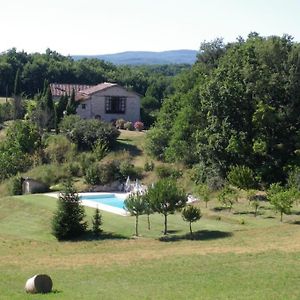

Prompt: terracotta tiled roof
[78,82,118,96]
[50,83,95,97]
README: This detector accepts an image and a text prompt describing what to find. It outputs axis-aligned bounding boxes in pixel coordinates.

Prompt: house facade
[75,83,140,123]
[50,82,141,123]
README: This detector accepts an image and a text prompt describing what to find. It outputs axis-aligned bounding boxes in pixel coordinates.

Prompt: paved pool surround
[45,192,129,216]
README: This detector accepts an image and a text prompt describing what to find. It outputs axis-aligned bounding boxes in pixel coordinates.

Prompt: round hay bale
[25,274,53,294]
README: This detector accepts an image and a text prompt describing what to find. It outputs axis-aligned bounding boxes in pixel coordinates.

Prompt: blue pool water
[80,194,126,209]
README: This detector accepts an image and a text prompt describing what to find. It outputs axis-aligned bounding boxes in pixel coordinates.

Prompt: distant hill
[72,50,198,65]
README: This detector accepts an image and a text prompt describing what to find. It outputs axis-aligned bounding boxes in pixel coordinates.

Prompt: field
[0,194,299,300]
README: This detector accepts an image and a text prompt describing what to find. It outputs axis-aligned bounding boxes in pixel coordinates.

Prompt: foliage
[144,160,155,172]
[6,120,41,153]
[155,165,182,179]
[181,205,202,236]
[8,174,23,195]
[0,142,31,181]
[227,165,256,190]
[92,207,103,237]
[147,179,187,234]
[218,185,238,211]
[134,121,144,131]
[61,116,120,150]
[115,118,126,129]
[92,140,108,161]
[119,160,143,181]
[52,179,87,240]
[124,121,134,131]
[124,192,146,236]
[44,134,76,163]
[268,184,298,221]
[196,184,210,207]
[84,164,100,185]
[148,34,300,185]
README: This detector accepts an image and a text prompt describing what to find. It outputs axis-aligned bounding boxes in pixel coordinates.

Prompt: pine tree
[92,207,102,237]
[66,88,77,115]
[13,68,23,119]
[52,180,87,240]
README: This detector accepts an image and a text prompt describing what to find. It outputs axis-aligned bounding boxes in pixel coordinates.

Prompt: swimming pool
[79,193,129,216]
[80,193,125,209]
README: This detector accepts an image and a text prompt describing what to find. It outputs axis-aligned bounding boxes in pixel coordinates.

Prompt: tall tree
[13,68,23,119]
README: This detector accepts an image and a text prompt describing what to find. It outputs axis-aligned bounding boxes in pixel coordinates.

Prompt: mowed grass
[0,194,299,299]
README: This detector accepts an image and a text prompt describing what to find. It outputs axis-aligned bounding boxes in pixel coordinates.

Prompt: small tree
[52,180,87,240]
[148,179,187,235]
[66,89,77,115]
[182,205,202,237]
[124,192,146,236]
[92,207,102,237]
[218,185,238,212]
[196,184,210,208]
[268,184,298,222]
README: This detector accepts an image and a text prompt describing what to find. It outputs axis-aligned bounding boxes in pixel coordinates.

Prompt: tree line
[146,33,300,186]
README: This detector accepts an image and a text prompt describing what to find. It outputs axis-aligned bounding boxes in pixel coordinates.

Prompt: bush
[44,135,76,163]
[134,121,144,131]
[119,160,143,181]
[60,116,120,150]
[78,152,97,175]
[92,140,108,161]
[144,161,155,172]
[124,121,134,131]
[24,164,71,186]
[66,162,82,177]
[115,118,126,129]
[8,174,23,195]
[156,165,182,179]
[85,164,100,185]
[227,165,256,190]
[98,161,120,184]
[144,127,169,159]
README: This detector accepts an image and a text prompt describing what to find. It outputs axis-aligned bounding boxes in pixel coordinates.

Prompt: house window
[81,104,86,109]
[105,96,126,114]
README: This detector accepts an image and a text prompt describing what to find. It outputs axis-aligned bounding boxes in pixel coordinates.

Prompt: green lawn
[0,194,299,299]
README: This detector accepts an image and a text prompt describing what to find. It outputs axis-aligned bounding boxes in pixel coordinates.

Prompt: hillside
[72,49,198,65]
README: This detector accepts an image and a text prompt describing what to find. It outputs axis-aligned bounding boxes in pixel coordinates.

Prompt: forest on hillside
[146,33,300,186]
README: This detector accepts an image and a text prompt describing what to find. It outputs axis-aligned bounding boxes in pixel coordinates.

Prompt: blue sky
[1,0,299,55]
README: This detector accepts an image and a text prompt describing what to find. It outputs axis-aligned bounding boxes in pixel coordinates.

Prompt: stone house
[50,82,141,123]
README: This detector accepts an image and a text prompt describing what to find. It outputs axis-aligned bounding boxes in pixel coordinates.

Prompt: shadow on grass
[113,140,142,156]
[158,230,233,242]
[67,230,129,242]
[291,220,300,225]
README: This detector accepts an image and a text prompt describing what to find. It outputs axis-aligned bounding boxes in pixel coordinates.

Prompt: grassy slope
[0,194,299,300]
[0,129,299,299]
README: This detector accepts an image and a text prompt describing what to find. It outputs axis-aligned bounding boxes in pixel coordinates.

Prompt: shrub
[66,162,82,177]
[44,135,76,163]
[98,161,120,184]
[115,118,126,129]
[134,121,144,131]
[78,152,97,175]
[92,140,108,161]
[144,127,169,159]
[8,174,23,195]
[227,165,256,190]
[85,164,100,185]
[60,116,120,150]
[155,165,182,179]
[124,121,134,131]
[144,161,155,172]
[24,164,71,186]
[119,161,143,181]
